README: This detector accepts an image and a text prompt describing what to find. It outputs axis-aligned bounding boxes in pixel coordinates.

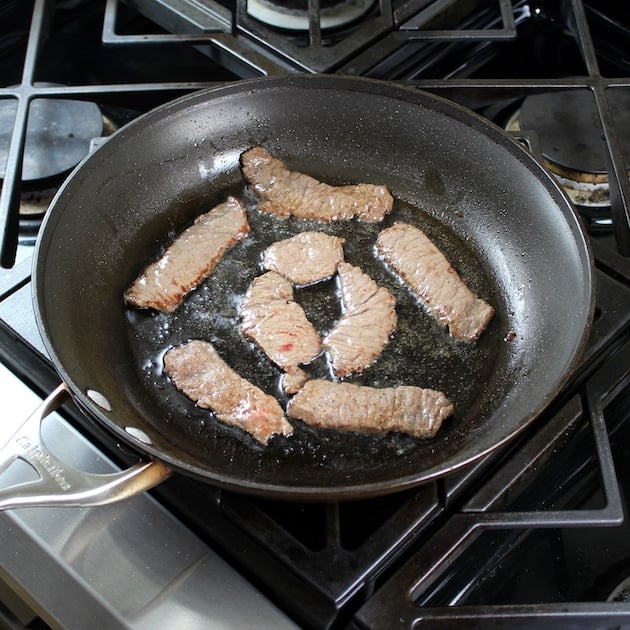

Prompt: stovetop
[1,1,630,629]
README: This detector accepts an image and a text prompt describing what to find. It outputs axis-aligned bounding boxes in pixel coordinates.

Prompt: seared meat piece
[262,231,345,286]
[240,271,322,370]
[288,379,453,440]
[241,147,393,222]
[281,366,308,395]
[324,262,397,377]
[125,196,250,313]
[376,223,494,341]
[164,339,292,445]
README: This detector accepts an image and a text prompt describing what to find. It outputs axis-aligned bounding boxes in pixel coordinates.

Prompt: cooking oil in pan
[124,186,506,458]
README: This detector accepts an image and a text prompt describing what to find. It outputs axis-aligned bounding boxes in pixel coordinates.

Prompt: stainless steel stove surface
[1,1,630,628]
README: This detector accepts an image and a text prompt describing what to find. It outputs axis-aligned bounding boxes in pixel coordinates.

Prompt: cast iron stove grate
[1,1,630,629]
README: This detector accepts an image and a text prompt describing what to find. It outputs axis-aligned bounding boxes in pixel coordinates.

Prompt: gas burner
[505,108,611,210]
[0,88,103,185]
[10,112,116,222]
[19,187,57,217]
[246,0,374,30]
[505,90,630,213]
[14,112,117,248]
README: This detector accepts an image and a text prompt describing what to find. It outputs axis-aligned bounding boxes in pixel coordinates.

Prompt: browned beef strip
[323,262,397,377]
[163,339,293,445]
[125,196,250,313]
[241,147,393,222]
[261,231,345,286]
[287,379,453,440]
[240,271,322,370]
[376,223,494,342]
[281,366,308,395]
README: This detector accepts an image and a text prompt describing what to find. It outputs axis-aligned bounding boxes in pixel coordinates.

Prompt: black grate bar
[570,0,630,255]
[2,82,220,99]
[462,368,625,527]
[123,0,233,32]
[0,0,52,268]
[102,0,295,76]
[570,0,600,77]
[235,0,396,74]
[307,0,323,49]
[595,86,630,255]
[400,0,516,39]
[103,0,230,42]
[397,602,630,629]
[356,340,630,627]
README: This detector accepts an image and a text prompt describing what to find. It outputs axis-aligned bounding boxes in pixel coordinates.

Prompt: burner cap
[247,0,374,30]
[0,93,103,183]
[519,89,630,176]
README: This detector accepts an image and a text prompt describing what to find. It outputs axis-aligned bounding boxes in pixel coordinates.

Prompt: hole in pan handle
[0,383,171,510]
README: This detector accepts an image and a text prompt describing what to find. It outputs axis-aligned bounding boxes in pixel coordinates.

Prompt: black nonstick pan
[2,75,594,505]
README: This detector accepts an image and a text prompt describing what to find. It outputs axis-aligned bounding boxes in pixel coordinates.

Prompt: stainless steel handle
[0,383,171,510]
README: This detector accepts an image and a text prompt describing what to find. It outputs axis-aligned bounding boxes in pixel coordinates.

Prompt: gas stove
[1,1,630,628]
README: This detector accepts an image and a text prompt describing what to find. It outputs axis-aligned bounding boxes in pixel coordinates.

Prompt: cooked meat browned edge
[241,147,393,222]
[240,271,322,370]
[288,379,453,440]
[164,339,292,445]
[125,196,249,313]
[323,262,397,377]
[376,223,494,341]
[281,366,308,395]
[261,231,345,286]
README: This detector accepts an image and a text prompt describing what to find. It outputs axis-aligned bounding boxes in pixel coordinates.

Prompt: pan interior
[34,77,593,498]
[125,191,503,485]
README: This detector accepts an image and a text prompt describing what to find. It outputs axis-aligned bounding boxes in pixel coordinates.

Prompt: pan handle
[0,383,171,510]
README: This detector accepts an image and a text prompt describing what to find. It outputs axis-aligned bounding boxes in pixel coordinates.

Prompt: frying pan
[0,75,594,507]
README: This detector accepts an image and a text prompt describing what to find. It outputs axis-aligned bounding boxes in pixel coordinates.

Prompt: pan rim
[32,74,596,501]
